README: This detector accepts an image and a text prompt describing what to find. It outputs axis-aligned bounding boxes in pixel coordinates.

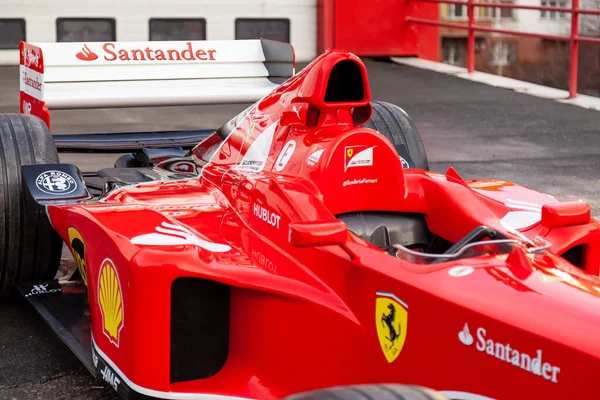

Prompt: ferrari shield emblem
[375,292,408,363]
[346,148,354,158]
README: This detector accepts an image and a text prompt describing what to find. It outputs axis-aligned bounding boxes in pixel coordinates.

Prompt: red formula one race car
[2,39,600,400]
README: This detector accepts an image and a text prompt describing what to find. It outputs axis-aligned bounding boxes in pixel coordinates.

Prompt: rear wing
[19,39,295,128]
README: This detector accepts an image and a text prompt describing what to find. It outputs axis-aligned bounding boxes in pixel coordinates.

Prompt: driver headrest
[305,127,406,215]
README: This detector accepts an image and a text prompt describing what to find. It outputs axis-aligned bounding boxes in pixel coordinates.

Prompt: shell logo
[98,258,124,347]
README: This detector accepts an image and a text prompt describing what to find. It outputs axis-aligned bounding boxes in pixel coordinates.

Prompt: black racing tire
[284,384,448,400]
[363,101,429,171]
[0,114,63,297]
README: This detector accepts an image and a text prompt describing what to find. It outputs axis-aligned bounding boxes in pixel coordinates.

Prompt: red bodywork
[45,50,600,400]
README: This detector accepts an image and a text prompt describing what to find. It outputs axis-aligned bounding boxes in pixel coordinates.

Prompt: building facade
[0,0,318,64]
[0,0,443,65]
[439,0,572,74]
[439,0,600,95]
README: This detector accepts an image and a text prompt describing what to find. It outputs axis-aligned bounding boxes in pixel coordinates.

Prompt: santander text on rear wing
[19,39,295,128]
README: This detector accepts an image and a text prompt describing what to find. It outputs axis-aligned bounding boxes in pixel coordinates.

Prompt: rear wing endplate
[19,39,295,128]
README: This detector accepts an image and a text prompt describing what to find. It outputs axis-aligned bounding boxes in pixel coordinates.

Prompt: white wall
[492,0,571,36]
[0,0,317,64]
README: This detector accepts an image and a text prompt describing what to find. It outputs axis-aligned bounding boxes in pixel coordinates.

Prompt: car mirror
[541,201,590,228]
[289,221,348,247]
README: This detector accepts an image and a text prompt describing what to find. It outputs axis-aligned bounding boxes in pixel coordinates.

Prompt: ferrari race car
[2,38,600,400]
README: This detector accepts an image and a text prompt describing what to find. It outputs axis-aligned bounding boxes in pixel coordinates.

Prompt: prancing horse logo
[375,292,408,363]
[382,303,400,345]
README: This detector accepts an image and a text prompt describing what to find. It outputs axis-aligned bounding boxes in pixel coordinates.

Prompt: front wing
[18,280,136,399]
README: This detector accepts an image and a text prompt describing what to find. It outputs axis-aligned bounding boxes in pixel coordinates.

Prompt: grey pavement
[1,59,600,399]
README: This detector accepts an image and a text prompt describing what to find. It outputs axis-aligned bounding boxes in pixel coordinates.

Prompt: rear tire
[0,114,63,297]
[284,384,448,400]
[363,101,429,171]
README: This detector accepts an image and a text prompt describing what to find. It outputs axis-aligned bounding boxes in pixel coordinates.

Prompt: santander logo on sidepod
[76,44,99,61]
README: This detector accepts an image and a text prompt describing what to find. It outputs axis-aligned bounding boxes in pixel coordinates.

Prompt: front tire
[363,101,430,171]
[0,114,62,297]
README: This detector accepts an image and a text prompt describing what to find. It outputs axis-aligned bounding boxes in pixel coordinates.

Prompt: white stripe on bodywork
[504,203,542,213]
[92,336,254,400]
[500,211,541,230]
[504,198,543,213]
[130,221,231,252]
[504,198,543,209]
[439,391,496,400]
[93,335,497,400]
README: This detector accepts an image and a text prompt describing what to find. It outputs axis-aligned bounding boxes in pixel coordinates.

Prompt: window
[0,19,25,50]
[442,38,467,66]
[490,0,516,19]
[490,41,517,66]
[149,18,206,41]
[235,18,290,43]
[442,37,485,66]
[56,18,116,42]
[541,1,568,19]
[448,3,466,18]
[445,1,502,20]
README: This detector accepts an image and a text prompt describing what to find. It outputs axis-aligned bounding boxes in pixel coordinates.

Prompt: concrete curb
[390,57,600,112]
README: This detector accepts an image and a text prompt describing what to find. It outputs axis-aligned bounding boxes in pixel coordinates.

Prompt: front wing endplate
[18,280,94,374]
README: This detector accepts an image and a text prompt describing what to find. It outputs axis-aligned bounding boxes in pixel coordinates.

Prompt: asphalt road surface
[1,59,600,399]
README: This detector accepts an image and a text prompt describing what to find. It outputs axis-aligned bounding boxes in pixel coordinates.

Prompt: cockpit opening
[336,211,452,255]
[338,211,551,264]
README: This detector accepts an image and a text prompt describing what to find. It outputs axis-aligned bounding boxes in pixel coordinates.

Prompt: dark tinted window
[235,18,290,43]
[0,19,25,49]
[56,18,116,42]
[149,18,206,41]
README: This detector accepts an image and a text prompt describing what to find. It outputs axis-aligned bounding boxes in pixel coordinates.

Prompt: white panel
[35,40,266,66]
[44,62,269,83]
[19,65,44,100]
[44,77,279,108]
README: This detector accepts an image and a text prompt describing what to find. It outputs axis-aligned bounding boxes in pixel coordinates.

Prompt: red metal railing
[406,0,600,98]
